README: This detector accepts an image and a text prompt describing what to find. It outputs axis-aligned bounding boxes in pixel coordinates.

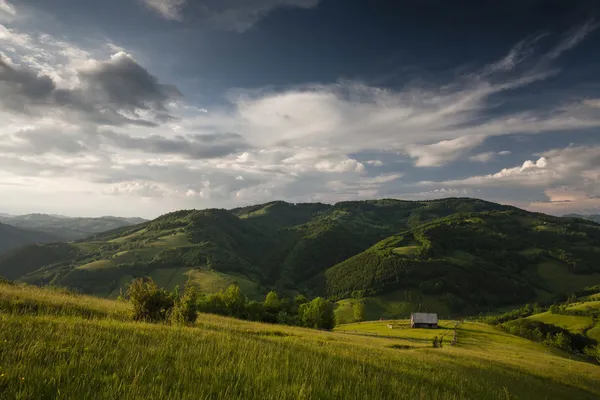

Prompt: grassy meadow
[1,283,599,399]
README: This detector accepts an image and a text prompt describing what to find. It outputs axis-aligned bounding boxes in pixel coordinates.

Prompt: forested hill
[1,197,599,316]
[0,222,59,254]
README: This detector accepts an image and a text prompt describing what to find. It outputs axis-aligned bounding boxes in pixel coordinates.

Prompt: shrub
[172,281,199,325]
[127,278,175,322]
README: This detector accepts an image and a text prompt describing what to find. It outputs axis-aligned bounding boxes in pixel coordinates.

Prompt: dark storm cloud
[140,0,321,31]
[190,0,321,32]
[0,52,181,125]
[99,130,250,159]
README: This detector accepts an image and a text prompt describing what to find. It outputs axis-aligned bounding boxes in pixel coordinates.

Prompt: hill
[1,198,600,317]
[0,222,59,254]
[324,210,600,317]
[563,214,600,224]
[0,213,147,241]
[0,282,598,399]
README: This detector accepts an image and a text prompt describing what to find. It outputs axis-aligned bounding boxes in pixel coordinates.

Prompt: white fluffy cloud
[419,145,600,213]
[468,151,511,163]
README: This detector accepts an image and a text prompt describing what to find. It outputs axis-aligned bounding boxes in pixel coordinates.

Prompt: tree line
[126,277,335,330]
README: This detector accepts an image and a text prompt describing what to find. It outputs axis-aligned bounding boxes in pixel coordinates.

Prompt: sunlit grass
[1,283,599,399]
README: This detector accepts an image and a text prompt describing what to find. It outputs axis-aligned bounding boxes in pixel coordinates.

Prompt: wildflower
[20,377,24,381]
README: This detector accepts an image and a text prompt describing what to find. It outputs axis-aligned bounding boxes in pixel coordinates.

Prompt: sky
[1,0,600,218]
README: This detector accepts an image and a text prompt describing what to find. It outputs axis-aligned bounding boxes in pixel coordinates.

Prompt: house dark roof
[411,313,438,324]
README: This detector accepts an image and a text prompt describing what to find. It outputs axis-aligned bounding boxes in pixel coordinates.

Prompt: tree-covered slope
[0,222,59,255]
[0,214,147,241]
[2,198,599,317]
[322,210,600,314]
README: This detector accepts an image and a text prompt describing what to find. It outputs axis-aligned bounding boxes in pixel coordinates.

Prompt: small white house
[410,313,438,328]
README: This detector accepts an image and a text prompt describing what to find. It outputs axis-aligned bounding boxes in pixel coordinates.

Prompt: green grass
[391,245,419,256]
[526,312,593,335]
[567,301,600,311]
[1,283,599,399]
[335,290,452,324]
[150,233,191,247]
[335,320,456,343]
[77,260,113,270]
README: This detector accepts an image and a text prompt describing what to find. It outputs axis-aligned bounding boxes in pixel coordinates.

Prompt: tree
[299,297,335,330]
[172,280,198,325]
[264,291,281,314]
[294,294,309,307]
[549,304,560,314]
[353,302,365,322]
[553,332,572,351]
[223,284,246,317]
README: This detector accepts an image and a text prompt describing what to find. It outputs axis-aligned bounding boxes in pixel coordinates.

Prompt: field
[524,298,600,342]
[1,283,599,399]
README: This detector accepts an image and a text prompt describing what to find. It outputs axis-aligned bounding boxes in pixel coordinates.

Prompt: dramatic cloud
[195,0,321,32]
[1,17,600,216]
[0,51,182,125]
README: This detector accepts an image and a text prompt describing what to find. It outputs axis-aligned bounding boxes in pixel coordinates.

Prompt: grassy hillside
[2,198,600,318]
[1,283,599,399]
[0,214,147,241]
[0,222,59,254]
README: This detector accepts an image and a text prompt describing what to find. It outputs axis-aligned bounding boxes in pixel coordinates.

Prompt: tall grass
[1,284,599,399]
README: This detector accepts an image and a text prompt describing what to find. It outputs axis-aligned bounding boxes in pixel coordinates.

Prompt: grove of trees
[127,277,335,330]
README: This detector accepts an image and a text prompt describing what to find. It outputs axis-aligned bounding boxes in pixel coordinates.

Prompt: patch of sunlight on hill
[336,320,456,343]
[150,232,191,247]
[77,260,114,270]
[567,301,600,311]
[392,245,419,256]
[527,312,594,335]
[587,325,600,342]
[111,248,162,264]
[109,228,147,243]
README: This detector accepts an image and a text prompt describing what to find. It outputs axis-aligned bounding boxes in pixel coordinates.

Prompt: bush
[127,278,175,322]
[172,281,199,325]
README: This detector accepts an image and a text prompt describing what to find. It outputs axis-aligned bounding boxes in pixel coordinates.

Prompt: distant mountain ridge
[0,214,147,241]
[1,198,599,317]
[563,214,600,224]
[0,223,58,254]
